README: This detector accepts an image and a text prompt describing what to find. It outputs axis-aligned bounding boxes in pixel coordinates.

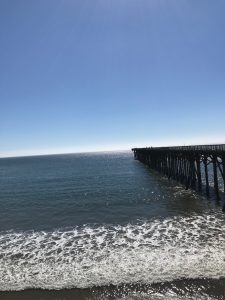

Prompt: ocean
[0,151,225,300]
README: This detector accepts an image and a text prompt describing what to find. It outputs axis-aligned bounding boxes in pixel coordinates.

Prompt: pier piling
[132,144,225,210]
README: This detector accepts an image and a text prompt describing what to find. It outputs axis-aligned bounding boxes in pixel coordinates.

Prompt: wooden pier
[132,144,225,211]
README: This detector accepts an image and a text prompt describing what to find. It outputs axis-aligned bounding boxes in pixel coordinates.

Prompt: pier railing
[132,144,225,152]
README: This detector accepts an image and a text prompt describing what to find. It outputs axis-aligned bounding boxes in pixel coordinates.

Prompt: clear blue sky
[1,0,225,157]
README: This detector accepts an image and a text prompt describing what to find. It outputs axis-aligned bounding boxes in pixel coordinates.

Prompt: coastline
[1,278,225,300]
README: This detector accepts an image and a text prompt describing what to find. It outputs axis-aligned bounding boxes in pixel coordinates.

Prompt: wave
[1,213,225,291]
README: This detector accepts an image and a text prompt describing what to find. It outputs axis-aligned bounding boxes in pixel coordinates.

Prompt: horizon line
[0,149,131,159]
[1,138,224,159]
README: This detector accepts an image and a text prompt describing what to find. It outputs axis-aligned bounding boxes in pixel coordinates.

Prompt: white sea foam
[1,213,225,291]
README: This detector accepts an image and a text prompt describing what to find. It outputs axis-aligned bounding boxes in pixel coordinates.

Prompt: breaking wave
[1,213,225,291]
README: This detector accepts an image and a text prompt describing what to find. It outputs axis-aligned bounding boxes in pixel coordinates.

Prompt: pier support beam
[222,156,225,212]
[204,156,209,197]
[212,156,219,200]
[132,144,225,211]
[196,156,202,192]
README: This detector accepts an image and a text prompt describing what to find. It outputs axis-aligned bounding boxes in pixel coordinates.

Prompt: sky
[1,0,225,157]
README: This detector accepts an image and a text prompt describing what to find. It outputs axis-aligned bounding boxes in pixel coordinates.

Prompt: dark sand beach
[2,279,225,300]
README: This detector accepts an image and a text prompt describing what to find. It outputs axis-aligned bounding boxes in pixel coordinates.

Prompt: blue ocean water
[0,151,213,231]
[0,151,225,299]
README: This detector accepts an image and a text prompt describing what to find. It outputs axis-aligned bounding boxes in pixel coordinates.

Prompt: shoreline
[1,278,225,300]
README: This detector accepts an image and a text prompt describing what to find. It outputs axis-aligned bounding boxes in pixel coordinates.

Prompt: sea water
[0,152,225,299]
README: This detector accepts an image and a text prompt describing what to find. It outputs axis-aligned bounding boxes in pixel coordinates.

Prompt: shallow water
[0,151,224,299]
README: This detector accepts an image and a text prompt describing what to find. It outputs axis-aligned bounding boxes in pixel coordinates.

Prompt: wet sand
[1,278,225,300]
